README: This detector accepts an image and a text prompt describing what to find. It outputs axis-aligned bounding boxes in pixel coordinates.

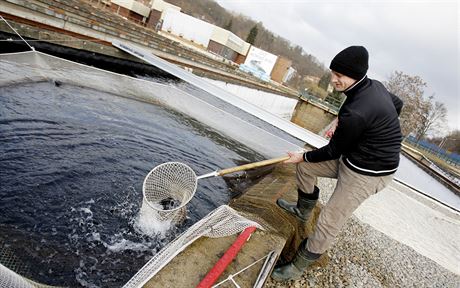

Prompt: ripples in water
[0,81,265,287]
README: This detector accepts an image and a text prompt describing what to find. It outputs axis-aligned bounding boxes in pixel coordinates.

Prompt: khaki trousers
[296,158,393,254]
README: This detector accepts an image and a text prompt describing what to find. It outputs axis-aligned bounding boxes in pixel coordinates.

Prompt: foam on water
[135,203,173,237]
[104,238,154,253]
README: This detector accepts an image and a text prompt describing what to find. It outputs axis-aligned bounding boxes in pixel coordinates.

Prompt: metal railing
[404,137,460,167]
[298,92,339,114]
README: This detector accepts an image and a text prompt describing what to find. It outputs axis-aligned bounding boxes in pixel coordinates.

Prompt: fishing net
[0,264,33,288]
[141,156,289,224]
[0,50,300,287]
[123,205,263,288]
[0,263,54,288]
[141,162,197,223]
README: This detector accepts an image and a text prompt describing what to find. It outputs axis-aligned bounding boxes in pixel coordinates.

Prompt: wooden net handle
[217,156,290,176]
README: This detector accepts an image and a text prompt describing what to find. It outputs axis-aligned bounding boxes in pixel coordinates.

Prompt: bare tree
[384,71,448,139]
[415,95,448,139]
[384,71,427,137]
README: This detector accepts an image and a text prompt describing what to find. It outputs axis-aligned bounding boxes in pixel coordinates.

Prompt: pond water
[0,81,265,287]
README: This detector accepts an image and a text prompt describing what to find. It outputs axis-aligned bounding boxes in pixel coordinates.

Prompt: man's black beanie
[329,46,369,80]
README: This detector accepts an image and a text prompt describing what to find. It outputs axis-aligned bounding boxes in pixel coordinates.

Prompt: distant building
[157,5,250,62]
[148,0,181,30]
[161,9,215,47]
[208,26,250,63]
[110,0,151,24]
[283,67,296,84]
[270,57,292,84]
[109,0,295,84]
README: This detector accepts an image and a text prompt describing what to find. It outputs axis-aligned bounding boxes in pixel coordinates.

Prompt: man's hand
[283,151,305,164]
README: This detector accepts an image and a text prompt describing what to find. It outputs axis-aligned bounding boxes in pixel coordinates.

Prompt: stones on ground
[265,178,460,288]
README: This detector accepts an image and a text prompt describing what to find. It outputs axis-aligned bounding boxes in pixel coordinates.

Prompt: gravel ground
[265,178,460,288]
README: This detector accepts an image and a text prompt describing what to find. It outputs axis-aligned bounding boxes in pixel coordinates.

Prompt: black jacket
[304,76,403,176]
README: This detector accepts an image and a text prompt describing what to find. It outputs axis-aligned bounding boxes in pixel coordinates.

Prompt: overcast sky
[216,0,459,133]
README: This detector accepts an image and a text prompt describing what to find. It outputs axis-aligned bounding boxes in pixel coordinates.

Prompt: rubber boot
[276,187,319,222]
[271,239,321,281]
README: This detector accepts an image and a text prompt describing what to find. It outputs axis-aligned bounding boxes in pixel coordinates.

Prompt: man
[271,46,403,281]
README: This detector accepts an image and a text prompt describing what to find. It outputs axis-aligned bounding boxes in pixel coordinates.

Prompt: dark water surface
[0,82,265,287]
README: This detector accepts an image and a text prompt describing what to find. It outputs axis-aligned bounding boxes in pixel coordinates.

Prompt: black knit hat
[329,46,369,80]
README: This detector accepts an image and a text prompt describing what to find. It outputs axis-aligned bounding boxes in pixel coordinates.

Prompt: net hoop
[142,162,198,213]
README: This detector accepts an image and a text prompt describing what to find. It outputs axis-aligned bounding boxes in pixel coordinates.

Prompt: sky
[215,0,459,133]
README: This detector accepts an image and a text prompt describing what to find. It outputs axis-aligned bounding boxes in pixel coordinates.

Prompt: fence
[404,136,460,167]
[298,91,340,114]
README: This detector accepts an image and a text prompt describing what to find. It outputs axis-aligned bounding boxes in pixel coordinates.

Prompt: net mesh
[123,205,263,288]
[143,162,197,212]
[0,51,298,287]
[141,162,198,223]
[0,263,55,288]
[0,264,34,288]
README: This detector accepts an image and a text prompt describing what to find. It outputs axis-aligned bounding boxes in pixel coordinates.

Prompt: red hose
[196,226,257,288]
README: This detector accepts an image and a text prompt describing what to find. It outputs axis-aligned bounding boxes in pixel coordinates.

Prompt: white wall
[211,26,250,55]
[161,9,214,47]
[151,0,180,12]
[205,78,297,120]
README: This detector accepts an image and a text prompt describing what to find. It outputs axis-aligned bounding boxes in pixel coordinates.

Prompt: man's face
[330,71,357,92]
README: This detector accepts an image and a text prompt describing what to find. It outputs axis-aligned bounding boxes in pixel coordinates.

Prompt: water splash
[135,203,173,237]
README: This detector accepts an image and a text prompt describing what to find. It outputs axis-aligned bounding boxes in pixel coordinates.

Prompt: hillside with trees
[166,0,326,81]
[165,1,453,143]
